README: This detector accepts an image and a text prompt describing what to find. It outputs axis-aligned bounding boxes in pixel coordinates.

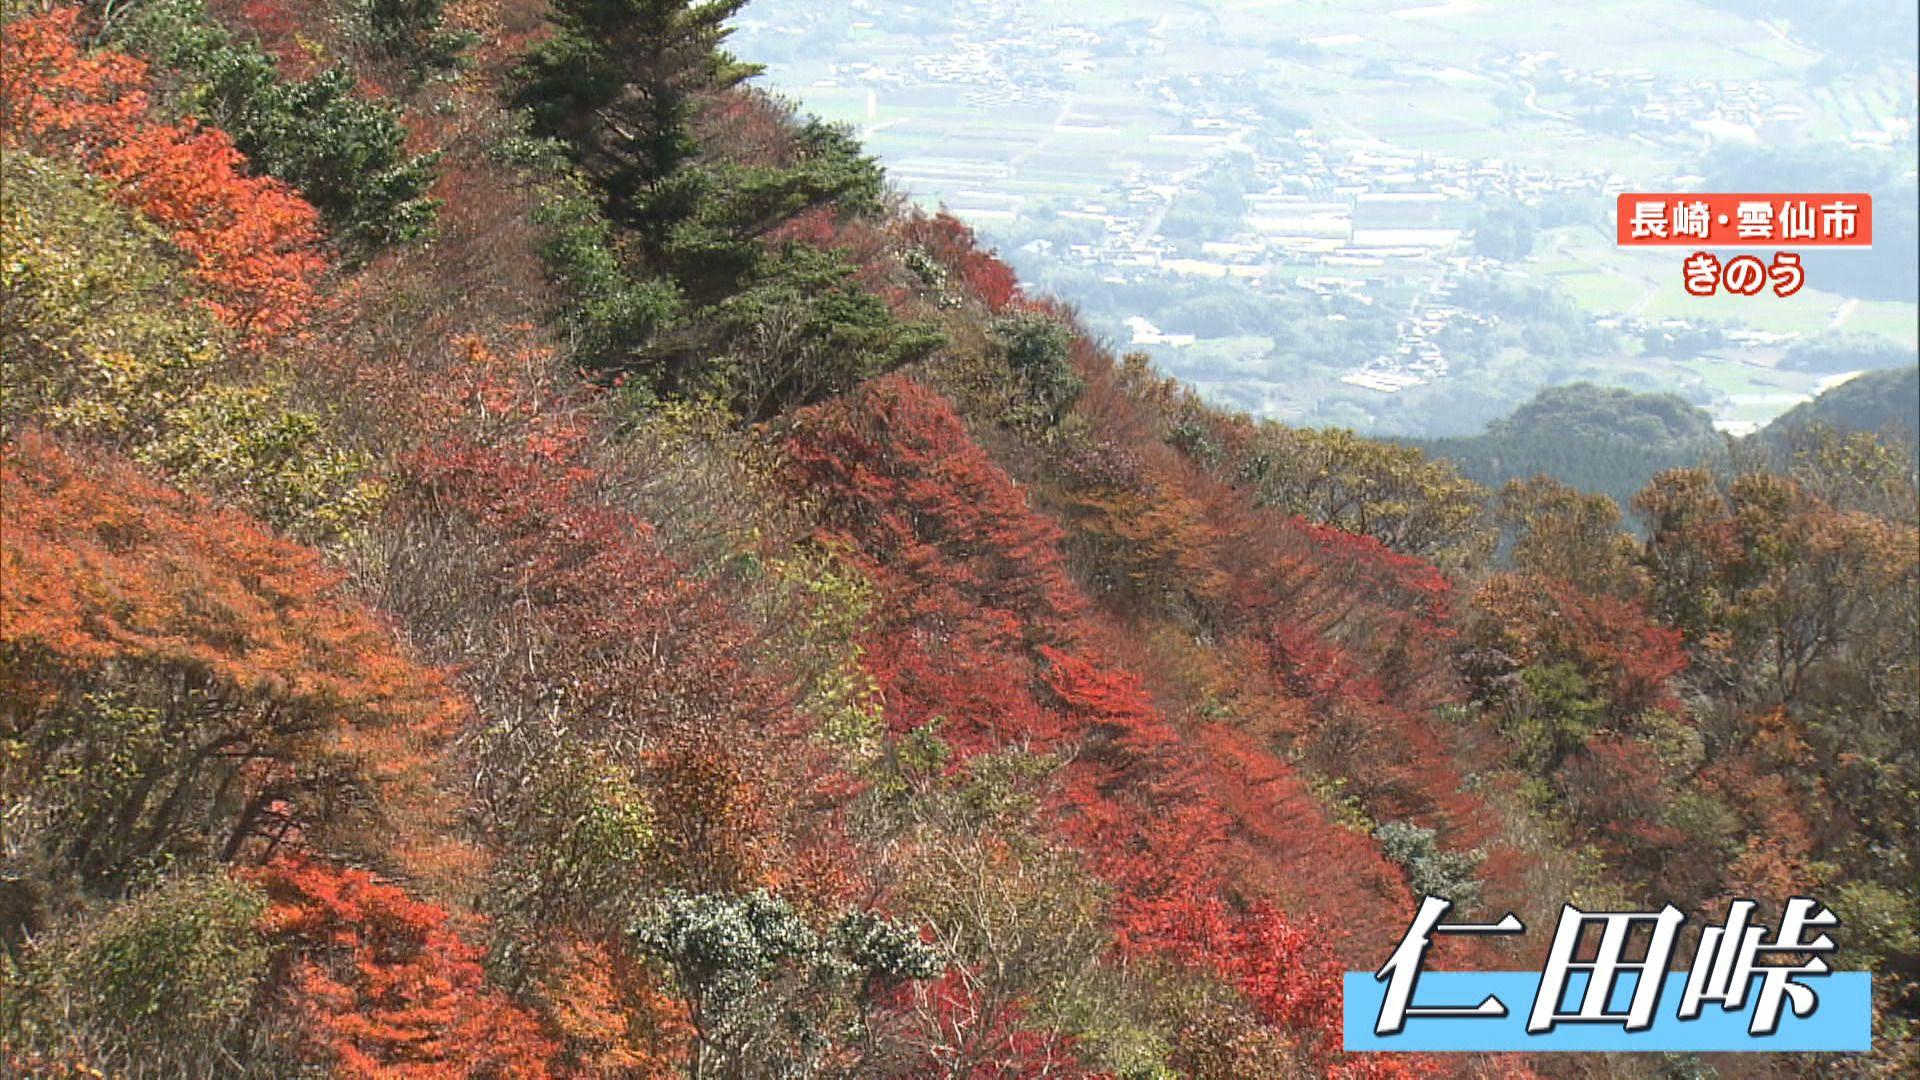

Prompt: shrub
[0,153,378,538]
[0,872,271,1074]
[990,309,1083,427]
[1373,820,1485,910]
[633,889,938,1076]
[114,0,437,247]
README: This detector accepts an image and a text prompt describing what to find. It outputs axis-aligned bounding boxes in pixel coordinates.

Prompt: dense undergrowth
[2,1,1916,1077]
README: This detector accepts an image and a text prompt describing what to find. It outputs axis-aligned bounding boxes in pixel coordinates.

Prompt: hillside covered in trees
[1762,366,1920,453]
[1414,383,1724,513]
[2,2,1917,1078]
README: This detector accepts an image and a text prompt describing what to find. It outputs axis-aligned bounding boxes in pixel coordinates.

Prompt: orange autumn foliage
[255,856,560,1078]
[0,6,323,340]
[0,432,459,869]
[543,939,688,1077]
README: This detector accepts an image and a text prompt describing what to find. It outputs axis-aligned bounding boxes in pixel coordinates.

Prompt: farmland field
[733,0,1919,435]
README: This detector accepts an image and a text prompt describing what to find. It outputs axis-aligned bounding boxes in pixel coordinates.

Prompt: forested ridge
[1,2,1916,1078]
[1413,383,1724,515]
[1762,367,1920,456]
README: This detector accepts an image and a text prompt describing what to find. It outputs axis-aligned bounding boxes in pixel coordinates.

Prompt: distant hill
[1760,365,1920,449]
[1415,383,1721,509]
[1779,333,1918,375]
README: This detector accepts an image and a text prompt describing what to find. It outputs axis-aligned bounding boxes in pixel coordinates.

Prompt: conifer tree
[517,0,760,225]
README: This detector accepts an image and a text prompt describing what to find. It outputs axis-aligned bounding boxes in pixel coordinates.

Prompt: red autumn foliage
[255,856,559,1078]
[898,210,1022,311]
[1039,646,1182,770]
[383,335,842,898]
[0,6,323,340]
[765,205,843,248]
[781,377,1437,1070]
[1189,723,1417,940]
[1473,573,1689,719]
[1051,438,1233,614]
[1557,737,1680,838]
[1258,619,1366,702]
[1219,905,1347,1054]
[1,435,417,711]
[701,89,798,168]
[766,205,923,314]
[780,374,1086,667]
[1245,616,1499,864]
[1056,334,1532,917]
[1554,736,1695,900]
[1294,521,1456,628]
[403,435,771,746]
[213,0,333,79]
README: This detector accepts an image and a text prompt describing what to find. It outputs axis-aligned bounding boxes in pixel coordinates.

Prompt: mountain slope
[1417,382,1722,510]
[3,2,1916,1077]
[1761,365,1920,449]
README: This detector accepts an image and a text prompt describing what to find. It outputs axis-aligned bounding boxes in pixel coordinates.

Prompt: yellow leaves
[1242,421,1493,568]
[3,152,377,540]
[1638,461,1919,707]
[1496,475,1645,599]
[140,382,385,539]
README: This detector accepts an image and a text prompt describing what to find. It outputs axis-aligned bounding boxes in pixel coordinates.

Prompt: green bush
[1830,881,1920,973]
[531,172,685,371]
[769,549,887,757]
[1506,662,1607,774]
[356,0,473,77]
[632,888,936,1074]
[0,872,271,1074]
[114,0,437,247]
[510,0,934,420]
[990,309,1083,425]
[144,382,385,539]
[678,243,943,420]
[2,154,219,440]
[485,741,657,982]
